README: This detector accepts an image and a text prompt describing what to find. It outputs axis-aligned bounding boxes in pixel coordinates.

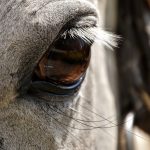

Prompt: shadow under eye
[29,30,92,97]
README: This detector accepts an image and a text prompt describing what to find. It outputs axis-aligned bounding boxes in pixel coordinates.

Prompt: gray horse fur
[0,0,118,149]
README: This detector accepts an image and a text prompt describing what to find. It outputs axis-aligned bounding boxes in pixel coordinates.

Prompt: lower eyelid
[29,76,84,97]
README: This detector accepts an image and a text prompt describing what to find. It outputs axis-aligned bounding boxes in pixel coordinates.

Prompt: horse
[1,0,141,149]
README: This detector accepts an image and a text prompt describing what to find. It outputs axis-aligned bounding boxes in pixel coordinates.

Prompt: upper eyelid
[53,15,118,49]
[43,17,98,58]
[65,15,97,28]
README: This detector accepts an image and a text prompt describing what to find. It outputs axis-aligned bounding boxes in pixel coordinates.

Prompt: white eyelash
[61,27,120,50]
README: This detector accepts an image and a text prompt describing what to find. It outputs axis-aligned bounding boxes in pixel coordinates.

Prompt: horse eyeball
[33,37,91,85]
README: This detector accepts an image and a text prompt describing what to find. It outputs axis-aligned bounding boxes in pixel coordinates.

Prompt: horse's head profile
[0,0,118,149]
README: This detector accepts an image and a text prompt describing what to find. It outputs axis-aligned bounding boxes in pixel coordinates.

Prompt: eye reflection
[33,36,91,85]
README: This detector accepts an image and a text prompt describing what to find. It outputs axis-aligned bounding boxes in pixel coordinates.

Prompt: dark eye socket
[30,31,92,96]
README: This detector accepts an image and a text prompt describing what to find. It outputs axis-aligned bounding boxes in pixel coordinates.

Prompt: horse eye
[34,37,91,85]
[30,35,91,96]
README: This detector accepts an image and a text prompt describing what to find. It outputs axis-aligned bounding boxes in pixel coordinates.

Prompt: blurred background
[116,0,150,149]
[98,0,150,149]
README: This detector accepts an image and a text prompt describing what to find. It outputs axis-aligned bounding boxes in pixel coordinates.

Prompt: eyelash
[61,27,119,49]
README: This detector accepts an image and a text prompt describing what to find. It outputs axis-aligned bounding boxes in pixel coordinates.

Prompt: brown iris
[33,36,91,85]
